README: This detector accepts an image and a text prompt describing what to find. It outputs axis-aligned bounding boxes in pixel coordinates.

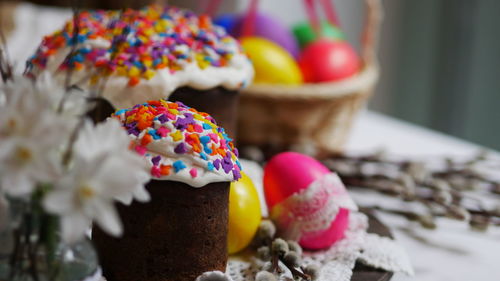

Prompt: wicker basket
[0,2,16,38]
[237,0,383,156]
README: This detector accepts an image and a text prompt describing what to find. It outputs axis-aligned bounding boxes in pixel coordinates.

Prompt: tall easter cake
[26,5,253,135]
[92,100,242,281]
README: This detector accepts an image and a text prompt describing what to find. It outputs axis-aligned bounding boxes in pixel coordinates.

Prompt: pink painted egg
[263,152,357,250]
[299,38,360,83]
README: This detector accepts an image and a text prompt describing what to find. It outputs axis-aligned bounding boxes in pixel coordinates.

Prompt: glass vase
[0,196,99,281]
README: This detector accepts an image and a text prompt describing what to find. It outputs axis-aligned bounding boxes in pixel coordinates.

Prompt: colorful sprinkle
[156,126,169,137]
[27,5,246,87]
[135,145,147,155]
[173,160,187,173]
[160,164,172,176]
[174,143,187,154]
[170,130,183,142]
[189,168,197,178]
[151,155,161,166]
[114,100,241,181]
[151,166,162,178]
[207,162,214,171]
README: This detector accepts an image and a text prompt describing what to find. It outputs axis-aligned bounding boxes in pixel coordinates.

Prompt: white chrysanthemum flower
[35,72,90,117]
[2,74,89,117]
[0,138,63,196]
[0,77,73,196]
[43,119,150,244]
[74,119,151,204]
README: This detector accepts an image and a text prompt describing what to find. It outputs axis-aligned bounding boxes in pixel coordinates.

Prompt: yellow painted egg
[228,172,262,254]
[240,36,303,85]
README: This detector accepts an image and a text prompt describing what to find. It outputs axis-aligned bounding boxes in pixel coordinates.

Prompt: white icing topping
[32,47,253,109]
[138,122,234,187]
[114,100,241,187]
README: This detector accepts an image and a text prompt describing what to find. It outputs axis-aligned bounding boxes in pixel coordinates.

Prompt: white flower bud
[262,262,273,273]
[283,252,301,267]
[469,215,489,232]
[304,264,320,280]
[287,240,302,255]
[432,179,451,191]
[417,215,437,229]
[271,238,289,256]
[398,174,416,198]
[256,271,277,281]
[405,162,427,182]
[446,205,470,221]
[258,221,276,240]
[433,190,453,205]
[492,205,500,217]
[257,246,271,261]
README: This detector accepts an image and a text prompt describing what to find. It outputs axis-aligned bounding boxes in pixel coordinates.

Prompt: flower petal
[2,171,35,197]
[43,188,75,214]
[61,213,91,244]
[132,185,151,203]
[93,199,123,237]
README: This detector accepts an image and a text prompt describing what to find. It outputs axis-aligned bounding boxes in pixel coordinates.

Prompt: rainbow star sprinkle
[27,5,245,87]
[114,100,241,185]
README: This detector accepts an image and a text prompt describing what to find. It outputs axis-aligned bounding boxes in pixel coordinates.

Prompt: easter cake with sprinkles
[27,5,253,135]
[114,99,241,186]
[92,100,240,281]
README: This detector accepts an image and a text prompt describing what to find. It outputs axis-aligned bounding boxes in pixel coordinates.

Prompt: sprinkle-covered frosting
[27,5,254,109]
[114,100,241,187]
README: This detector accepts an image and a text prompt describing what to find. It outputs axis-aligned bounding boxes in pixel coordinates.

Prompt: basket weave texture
[237,0,383,154]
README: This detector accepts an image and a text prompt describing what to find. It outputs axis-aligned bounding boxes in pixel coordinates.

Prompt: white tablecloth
[347,111,500,281]
[4,3,500,280]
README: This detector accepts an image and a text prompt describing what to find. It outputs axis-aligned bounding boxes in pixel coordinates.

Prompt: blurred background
[180,0,500,151]
[1,0,500,150]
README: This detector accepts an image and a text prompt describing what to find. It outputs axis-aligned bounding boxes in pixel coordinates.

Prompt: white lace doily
[226,212,413,281]
[270,173,358,242]
[358,233,414,276]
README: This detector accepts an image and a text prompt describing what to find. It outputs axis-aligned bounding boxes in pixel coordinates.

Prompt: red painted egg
[263,152,357,250]
[299,38,360,83]
[264,152,330,209]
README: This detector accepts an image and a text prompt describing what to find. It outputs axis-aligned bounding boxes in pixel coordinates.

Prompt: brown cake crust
[92,180,230,281]
[169,86,239,138]
[88,87,239,138]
